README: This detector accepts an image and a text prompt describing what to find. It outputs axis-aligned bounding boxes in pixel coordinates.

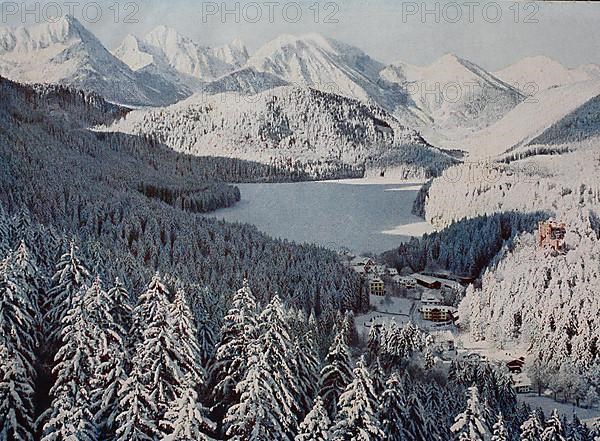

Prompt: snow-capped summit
[380,53,523,134]
[0,14,96,54]
[494,55,600,93]
[247,33,385,102]
[0,16,183,105]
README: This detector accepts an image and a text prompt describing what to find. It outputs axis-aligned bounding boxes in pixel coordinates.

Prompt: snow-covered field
[518,395,599,426]
[206,180,430,254]
[356,295,416,340]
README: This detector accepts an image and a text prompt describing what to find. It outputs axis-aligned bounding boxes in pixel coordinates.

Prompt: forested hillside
[405,147,600,421]
[420,154,600,229]
[1,206,570,439]
[459,216,600,407]
[381,211,547,279]
[107,86,456,179]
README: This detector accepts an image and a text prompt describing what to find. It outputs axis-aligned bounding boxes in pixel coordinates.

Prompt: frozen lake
[207,179,433,254]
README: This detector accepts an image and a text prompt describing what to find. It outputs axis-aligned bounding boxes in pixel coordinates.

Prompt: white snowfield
[460,80,600,158]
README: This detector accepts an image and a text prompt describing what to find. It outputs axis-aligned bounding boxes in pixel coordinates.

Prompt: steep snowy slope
[495,56,600,93]
[0,16,182,106]
[105,85,454,176]
[380,54,524,134]
[461,80,600,158]
[246,33,422,127]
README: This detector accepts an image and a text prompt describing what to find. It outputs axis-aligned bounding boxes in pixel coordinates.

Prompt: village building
[431,330,456,352]
[420,305,456,323]
[422,270,475,285]
[441,280,465,294]
[368,277,385,297]
[387,267,399,277]
[412,274,443,290]
[373,265,388,276]
[351,256,376,272]
[512,374,532,394]
[506,357,526,374]
[392,275,417,289]
[421,293,443,306]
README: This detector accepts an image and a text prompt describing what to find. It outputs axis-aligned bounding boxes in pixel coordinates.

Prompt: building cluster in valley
[346,254,535,395]
[347,256,467,324]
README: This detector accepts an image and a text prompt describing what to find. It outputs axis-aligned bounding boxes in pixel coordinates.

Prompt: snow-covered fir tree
[0,343,35,441]
[209,281,258,419]
[41,287,98,441]
[114,360,160,441]
[224,342,290,441]
[331,357,383,441]
[44,242,90,343]
[451,386,491,441]
[520,411,544,441]
[168,287,204,386]
[295,396,331,441]
[541,409,566,441]
[86,278,131,437]
[256,295,300,435]
[131,273,171,342]
[379,372,406,441]
[0,253,38,378]
[318,326,353,418]
[294,333,321,418]
[131,275,184,430]
[106,278,133,340]
[11,241,42,324]
[491,413,509,441]
[161,375,214,441]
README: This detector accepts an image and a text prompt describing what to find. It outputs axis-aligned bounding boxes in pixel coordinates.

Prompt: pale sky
[4,0,600,70]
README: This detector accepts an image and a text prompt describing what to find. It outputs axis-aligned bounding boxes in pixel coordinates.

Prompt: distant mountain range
[2,15,599,160]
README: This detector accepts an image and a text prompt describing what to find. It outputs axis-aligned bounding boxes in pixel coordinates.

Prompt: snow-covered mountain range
[2,15,599,163]
[0,16,185,106]
[452,80,600,158]
[114,26,248,82]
